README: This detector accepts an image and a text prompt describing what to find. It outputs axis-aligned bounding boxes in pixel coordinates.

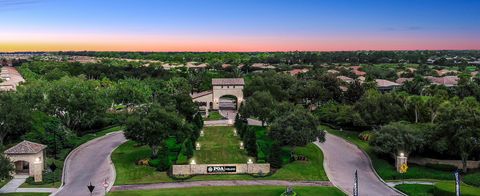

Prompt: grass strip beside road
[109,186,345,196]
[395,182,480,196]
[321,125,453,181]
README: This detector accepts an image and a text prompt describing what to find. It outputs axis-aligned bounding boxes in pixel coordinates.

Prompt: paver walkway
[0,175,28,193]
[315,133,403,196]
[54,131,127,196]
[112,180,332,191]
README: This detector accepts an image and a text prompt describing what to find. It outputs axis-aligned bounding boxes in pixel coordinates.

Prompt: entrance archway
[14,160,30,175]
[219,95,238,110]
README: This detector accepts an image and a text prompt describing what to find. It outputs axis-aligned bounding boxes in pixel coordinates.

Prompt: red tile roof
[4,140,46,154]
[426,76,459,87]
[212,78,245,86]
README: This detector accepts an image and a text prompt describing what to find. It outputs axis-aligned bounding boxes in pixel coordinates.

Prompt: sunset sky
[0,0,479,52]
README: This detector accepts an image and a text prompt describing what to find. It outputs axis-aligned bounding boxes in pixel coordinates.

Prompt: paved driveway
[315,133,402,196]
[55,132,126,196]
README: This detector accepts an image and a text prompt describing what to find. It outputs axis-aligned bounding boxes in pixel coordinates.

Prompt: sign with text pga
[207,166,236,173]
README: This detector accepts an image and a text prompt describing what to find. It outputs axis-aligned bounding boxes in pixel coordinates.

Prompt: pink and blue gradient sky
[0,0,479,52]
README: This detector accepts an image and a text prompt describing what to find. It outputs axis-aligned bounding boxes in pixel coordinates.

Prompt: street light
[400,152,405,158]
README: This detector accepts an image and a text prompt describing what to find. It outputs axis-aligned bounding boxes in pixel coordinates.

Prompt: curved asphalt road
[55,132,127,196]
[315,133,402,196]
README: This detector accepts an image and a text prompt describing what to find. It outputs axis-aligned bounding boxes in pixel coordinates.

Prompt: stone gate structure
[4,140,46,182]
[191,78,244,115]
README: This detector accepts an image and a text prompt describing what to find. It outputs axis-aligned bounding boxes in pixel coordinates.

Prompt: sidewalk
[0,175,56,194]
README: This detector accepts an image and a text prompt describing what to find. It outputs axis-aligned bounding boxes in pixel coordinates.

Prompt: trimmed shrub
[358,131,373,141]
[268,143,283,169]
[425,163,457,172]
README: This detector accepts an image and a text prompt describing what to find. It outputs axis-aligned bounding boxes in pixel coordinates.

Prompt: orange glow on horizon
[1,32,479,52]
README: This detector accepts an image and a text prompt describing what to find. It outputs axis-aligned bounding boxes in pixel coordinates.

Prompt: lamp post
[396,152,408,173]
[196,142,201,150]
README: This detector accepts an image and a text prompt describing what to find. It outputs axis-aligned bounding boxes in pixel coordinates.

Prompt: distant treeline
[54,50,480,65]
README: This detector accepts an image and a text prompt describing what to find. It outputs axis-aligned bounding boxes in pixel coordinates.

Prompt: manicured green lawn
[194,126,252,164]
[464,172,480,187]
[0,179,8,189]
[108,186,345,196]
[434,181,480,196]
[205,111,224,121]
[395,184,435,196]
[112,141,174,185]
[72,126,124,147]
[189,143,328,181]
[113,129,328,184]
[322,125,453,181]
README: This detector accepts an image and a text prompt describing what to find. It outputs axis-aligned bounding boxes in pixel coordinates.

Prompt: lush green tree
[164,77,191,96]
[241,91,275,126]
[0,92,32,147]
[244,71,297,101]
[354,90,405,127]
[316,102,365,128]
[0,153,14,180]
[269,106,324,146]
[193,113,204,131]
[124,104,183,157]
[185,138,194,158]
[434,97,480,172]
[400,76,430,95]
[406,95,425,123]
[369,121,424,157]
[23,112,70,159]
[109,78,152,106]
[424,95,448,123]
[156,142,172,171]
[243,128,258,157]
[45,76,108,133]
[344,80,365,104]
[268,142,283,169]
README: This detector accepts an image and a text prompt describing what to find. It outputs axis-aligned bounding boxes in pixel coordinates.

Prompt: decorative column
[33,157,43,182]
[396,153,408,173]
[247,159,253,174]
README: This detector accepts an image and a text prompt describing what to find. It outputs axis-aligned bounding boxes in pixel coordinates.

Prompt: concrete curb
[313,141,350,195]
[107,133,127,192]
[52,131,124,196]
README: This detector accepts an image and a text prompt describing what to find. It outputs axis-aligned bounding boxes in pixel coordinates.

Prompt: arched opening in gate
[14,160,30,175]
[219,95,238,110]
